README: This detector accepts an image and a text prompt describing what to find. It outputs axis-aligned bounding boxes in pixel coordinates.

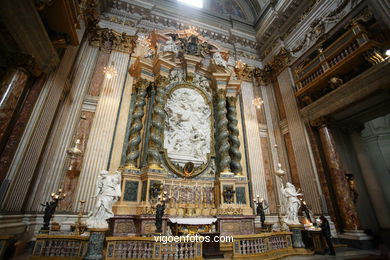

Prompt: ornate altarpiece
[111,29,254,236]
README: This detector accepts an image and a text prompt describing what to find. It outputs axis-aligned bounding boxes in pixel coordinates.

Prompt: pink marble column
[0,68,29,183]
[318,124,361,231]
[0,68,29,145]
[0,74,44,184]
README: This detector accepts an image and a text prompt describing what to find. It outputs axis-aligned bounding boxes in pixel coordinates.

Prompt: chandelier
[103,62,117,79]
[252,97,264,109]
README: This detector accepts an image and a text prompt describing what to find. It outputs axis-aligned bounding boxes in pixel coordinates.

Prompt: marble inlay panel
[283,133,300,188]
[260,136,276,213]
[0,75,45,182]
[272,79,286,121]
[60,111,95,211]
[0,68,29,145]
[88,52,110,96]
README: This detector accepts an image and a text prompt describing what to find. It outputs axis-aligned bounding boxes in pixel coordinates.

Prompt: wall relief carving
[163,84,212,178]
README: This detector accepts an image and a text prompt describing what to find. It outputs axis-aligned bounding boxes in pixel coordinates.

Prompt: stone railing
[105,236,202,260]
[232,232,296,258]
[31,234,89,259]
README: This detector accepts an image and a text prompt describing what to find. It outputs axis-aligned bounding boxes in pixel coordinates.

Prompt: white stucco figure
[164,88,211,166]
[86,170,121,229]
[162,36,178,54]
[213,51,227,68]
[282,182,302,225]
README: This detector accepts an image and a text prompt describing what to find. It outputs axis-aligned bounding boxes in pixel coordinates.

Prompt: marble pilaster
[74,51,130,212]
[318,124,361,231]
[25,43,99,212]
[276,68,322,213]
[1,45,81,212]
[241,81,269,205]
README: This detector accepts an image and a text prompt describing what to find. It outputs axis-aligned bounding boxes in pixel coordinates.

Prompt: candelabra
[155,191,170,233]
[73,200,86,235]
[253,195,268,228]
[41,188,66,232]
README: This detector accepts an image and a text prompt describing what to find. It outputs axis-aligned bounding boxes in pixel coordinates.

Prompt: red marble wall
[88,52,110,96]
[272,79,286,121]
[283,132,301,189]
[60,111,95,211]
[0,74,45,183]
[0,68,29,149]
[59,50,109,211]
[260,136,277,213]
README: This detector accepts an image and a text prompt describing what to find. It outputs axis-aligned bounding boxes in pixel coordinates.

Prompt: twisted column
[125,79,149,168]
[147,76,168,168]
[216,89,231,173]
[227,96,242,175]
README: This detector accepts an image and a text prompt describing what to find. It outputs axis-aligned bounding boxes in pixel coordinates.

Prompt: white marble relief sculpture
[193,74,211,95]
[164,88,211,167]
[213,51,227,68]
[86,170,121,229]
[281,182,302,225]
[162,36,179,54]
[169,69,184,83]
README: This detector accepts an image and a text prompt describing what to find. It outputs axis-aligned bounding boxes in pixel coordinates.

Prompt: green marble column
[216,89,231,173]
[227,96,242,175]
[125,78,149,169]
[147,76,168,169]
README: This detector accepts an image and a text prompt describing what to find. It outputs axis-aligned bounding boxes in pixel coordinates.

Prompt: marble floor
[10,246,386,260]
[284,247,383,260]
[208,247,385,260]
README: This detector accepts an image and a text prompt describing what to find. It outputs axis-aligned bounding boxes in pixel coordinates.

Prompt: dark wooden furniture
[202,232,224,259]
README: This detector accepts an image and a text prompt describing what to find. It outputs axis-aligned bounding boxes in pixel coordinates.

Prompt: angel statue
[86,170,121,229]
[162,36,178,54]
[213,51,227,68]
[281,182,302,225]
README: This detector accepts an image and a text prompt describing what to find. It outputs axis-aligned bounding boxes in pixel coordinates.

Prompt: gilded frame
[162,82,215,178]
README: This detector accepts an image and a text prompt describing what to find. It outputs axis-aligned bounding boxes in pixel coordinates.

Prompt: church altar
[168,218,217,235]
[110,28,254,237]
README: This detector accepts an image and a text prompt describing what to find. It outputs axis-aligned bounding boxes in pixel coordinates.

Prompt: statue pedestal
[84,228,108,260]
[289,224,305,248]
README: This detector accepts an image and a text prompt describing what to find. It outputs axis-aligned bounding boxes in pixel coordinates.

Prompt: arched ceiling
[202,0,262,22]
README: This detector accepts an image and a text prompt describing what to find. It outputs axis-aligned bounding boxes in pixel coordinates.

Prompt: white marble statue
[281,182,302,225]
[213,51,227,68]
[86,170,121,229]
[164,88,211,166]
[162,36,178,54]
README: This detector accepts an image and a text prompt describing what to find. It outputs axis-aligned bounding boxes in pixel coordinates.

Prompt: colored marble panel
[0,68,29,147]
[88,52,110,96]
[235,186,246,204]
[141,180,147,201]
[272,79,286,120]
[123,180,139,202]
[59,111,95,211]
[0,73,44,183]
[284,133,301,188]
[260,136,277,213]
